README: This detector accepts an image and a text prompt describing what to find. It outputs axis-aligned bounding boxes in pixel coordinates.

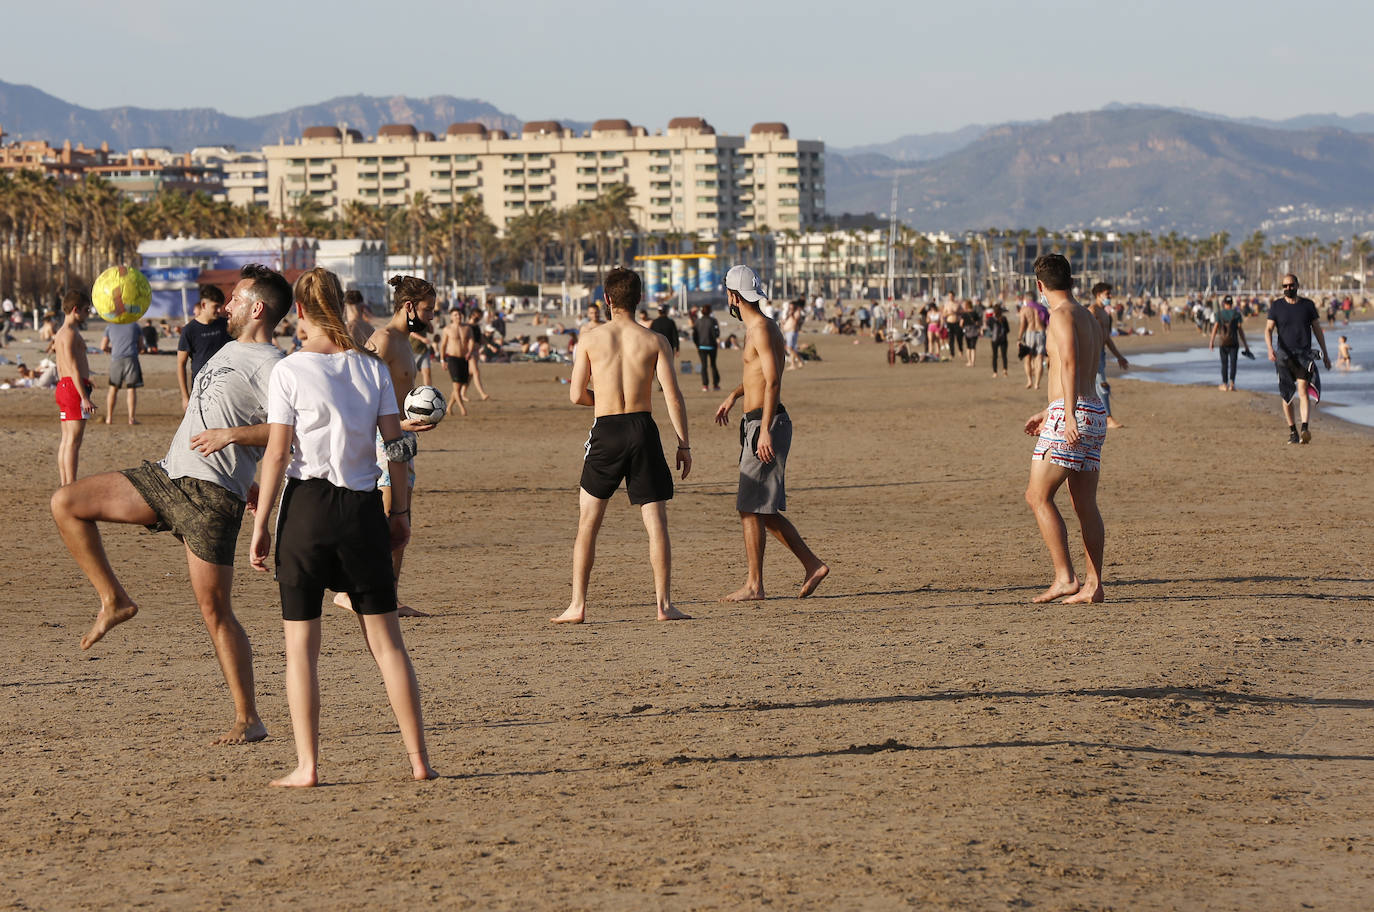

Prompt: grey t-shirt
[105,322,143,360]
[160,342,285,500]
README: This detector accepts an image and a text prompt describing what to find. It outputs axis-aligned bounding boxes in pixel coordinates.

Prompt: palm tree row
[4,169,1369,308]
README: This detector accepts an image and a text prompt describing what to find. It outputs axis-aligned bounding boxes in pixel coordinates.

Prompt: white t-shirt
[267,350,398,491]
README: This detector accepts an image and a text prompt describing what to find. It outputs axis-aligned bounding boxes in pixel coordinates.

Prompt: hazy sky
[9,0,1372,147]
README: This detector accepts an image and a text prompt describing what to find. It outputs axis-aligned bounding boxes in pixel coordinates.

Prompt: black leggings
[1219,345,1239,385]
[991,338,1009,373]
[698,348,719,388]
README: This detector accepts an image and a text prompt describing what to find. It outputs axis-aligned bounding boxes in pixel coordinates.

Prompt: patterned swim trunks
[1032,397,1107,471]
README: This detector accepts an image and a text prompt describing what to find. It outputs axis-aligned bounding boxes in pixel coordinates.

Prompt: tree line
[2,169,1370,309]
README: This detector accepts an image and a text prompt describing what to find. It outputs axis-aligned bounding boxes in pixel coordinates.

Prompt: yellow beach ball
[92,265,152,324]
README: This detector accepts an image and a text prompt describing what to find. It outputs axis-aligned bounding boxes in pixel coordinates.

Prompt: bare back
[1045,298,1103,403]
[740,315,786,412]
[576,318,671,417]
[369,325,415,410]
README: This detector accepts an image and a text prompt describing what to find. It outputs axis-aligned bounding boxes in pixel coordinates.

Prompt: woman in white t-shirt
[250,267,435,787]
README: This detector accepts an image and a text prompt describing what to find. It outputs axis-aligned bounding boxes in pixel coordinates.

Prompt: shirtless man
[333,275,437,618]
[714,265,829,602]
[1018,292,1048,389]
[343,289,373,347]
[1023,254,1108,604]
[49,264,294,743]
[440,307,472,417]
[53,289,96,485]
[1088,282,1129,429]
[553,266,691,624]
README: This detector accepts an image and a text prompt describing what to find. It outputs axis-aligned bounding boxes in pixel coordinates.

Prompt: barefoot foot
[1062,583,1105,604]
[81,597,139,649]
[413,764,439,781]
[333,592,356,613]
[397,604,431,618]
[720,585,765,602]
[1106,417,1125,429]
[270,766,318,788]
[658,605,692,621]
[212,718,268,745]
[1033,579,1081,603]
[551,605,585,624]
[799,563,830,598]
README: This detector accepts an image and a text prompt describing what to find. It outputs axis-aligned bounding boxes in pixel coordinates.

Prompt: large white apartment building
[257,117,824,236]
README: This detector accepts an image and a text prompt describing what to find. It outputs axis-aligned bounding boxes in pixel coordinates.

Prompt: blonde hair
[294,268,377,357]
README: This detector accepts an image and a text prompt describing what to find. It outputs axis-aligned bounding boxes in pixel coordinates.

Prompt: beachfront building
[260,118,824,236]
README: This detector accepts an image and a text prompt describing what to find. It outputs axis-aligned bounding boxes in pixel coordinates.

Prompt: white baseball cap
[724,265,768,303]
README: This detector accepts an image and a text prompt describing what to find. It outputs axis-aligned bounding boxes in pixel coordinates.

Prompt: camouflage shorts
[121,461,245,566]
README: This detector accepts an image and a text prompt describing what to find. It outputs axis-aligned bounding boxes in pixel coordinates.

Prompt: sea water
[1127,319,1374,429]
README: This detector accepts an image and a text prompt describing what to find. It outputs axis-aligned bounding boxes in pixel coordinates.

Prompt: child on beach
[53,289,95,485]
[250,267,436,787]
[1336,336,1352,370]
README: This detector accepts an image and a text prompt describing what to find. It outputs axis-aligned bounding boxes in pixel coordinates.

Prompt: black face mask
[407,312,430,334]
[1283,287,1298,299]
[728,298,742,321]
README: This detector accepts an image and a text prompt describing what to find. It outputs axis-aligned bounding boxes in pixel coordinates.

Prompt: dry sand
[2,319,1372,910]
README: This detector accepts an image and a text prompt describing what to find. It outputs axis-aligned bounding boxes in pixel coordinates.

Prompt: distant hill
[0,80,566,149]
[825,108,1374,239]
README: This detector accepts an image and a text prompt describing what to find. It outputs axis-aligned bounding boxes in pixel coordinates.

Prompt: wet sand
[2,324,1372,909]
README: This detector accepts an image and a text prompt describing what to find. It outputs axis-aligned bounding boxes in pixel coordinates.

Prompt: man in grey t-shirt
[51,265,293,746]
[102,320,146,425]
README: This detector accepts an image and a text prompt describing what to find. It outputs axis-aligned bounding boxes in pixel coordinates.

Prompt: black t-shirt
[649,315,679,351]
[1268,296,1318,356]
[178,317,231,379]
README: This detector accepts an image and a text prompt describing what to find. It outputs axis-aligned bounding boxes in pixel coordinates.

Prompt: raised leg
[271,619,321,787]
[1025,460,1080,602]
[50,471,155,648]
[186,546,266,744]
[640,500,689,620]
[762,513,829,597]
[358,611,436,780]
[553,488,610,623]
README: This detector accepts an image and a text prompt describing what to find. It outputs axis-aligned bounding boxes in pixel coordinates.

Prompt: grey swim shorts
[737,405,792,514]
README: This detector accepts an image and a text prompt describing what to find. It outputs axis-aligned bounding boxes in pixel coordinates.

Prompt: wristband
[389,509,410,517]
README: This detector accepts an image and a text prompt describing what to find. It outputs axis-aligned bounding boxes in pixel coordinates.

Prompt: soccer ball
[91,266,152,325]
[404,385,447,425]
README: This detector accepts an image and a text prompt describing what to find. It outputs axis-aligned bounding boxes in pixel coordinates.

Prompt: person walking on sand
[694,302,722,391]
[49,264,294,744]
[440,306,472,417]
[53,289,96,485]
[1209,294,1251,391]
[343,289,373,347]
[1023,255,1109,604]
[1088,282,1130,429]
[250,268,435,787]
[333,276,439,618]
[1265,273,1331,445]
[553,266,692,624]
[715,265,829,602]
[466,306,493,401]
[1018,293,1047,389]
[101,317,147,426]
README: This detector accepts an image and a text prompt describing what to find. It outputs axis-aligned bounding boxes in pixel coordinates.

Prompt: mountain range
[2,79,1371,239]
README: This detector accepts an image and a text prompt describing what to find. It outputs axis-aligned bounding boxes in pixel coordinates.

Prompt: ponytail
[294,268,378,358]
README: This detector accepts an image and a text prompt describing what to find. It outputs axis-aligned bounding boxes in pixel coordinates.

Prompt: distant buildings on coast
[0,117,825,237]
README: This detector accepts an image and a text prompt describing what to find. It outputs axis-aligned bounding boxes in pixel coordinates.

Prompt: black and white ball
[403,385,447,426]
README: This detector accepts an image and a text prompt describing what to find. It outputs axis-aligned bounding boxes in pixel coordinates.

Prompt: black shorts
[274,477,397,621]
[445,355,470,384]
[579,412,673,505]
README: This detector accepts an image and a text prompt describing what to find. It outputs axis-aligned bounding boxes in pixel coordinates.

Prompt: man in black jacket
[693,303,721,391]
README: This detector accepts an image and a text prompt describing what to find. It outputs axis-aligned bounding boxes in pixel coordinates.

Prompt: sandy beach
[2,316,1372,910]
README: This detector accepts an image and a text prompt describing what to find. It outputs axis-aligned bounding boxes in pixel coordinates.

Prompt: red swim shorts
[55,376,93,421]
